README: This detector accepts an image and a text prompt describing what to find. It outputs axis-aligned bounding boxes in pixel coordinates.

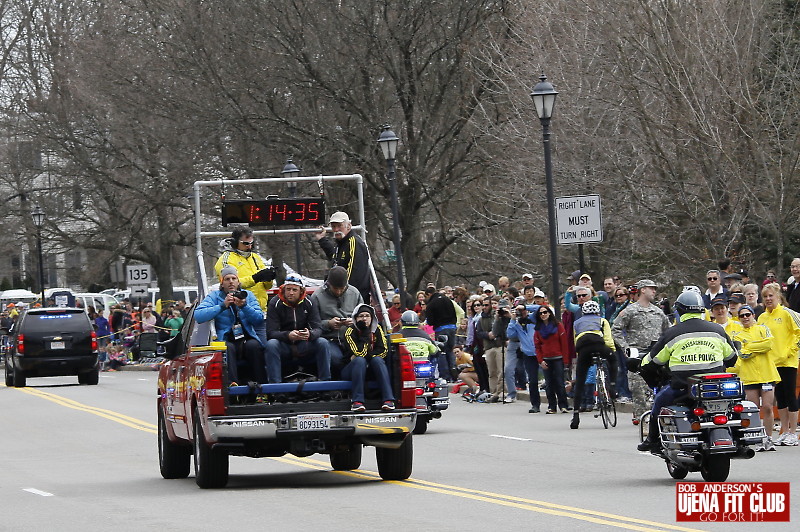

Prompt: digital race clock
[221,198,326,227]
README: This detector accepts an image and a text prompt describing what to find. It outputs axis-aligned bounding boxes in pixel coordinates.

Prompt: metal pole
[386,158,406,310]
[288,183,303,275]
[578,243,585,277]
[541,117,561,316]
[36,229,46,304]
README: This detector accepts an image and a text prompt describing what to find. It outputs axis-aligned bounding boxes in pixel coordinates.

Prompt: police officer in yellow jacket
[214,226,276,346]
[637,290,738,452]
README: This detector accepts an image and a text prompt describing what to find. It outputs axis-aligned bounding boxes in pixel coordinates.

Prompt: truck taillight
[91,331,98,351]
[397,344,417,409]
[205,359,226,416]
[207,361,223,389]
[17,333,24,354]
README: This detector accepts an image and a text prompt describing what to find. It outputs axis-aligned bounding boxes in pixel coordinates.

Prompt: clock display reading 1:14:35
[221,198,326,227]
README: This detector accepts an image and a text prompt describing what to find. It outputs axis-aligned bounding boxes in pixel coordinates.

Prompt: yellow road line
[8,385,701,531]
[278,455,703,532]
[8,385,156,434]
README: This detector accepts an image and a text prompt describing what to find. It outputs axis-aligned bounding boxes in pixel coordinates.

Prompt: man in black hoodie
[264,275,329,383]
[425,286,457,381]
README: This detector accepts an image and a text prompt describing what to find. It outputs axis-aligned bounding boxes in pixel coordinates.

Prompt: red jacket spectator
[534,323,569,364]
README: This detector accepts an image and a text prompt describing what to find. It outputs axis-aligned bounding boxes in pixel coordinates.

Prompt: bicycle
[592,354,617,428]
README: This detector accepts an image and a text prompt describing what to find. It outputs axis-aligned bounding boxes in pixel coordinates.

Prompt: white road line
[137,378,148,381]
[490,434,532,441]
[23,488,54,497]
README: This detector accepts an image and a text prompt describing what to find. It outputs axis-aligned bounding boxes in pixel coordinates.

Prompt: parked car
[4,307,99,388]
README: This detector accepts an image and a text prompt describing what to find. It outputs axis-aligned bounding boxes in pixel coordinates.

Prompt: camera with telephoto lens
[232,289,247,300]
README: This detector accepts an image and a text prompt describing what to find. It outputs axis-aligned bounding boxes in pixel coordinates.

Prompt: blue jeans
[523,356,541,408]
[503,341,520,398]
[264,338,330,383]
[226,338,266,384]
[615,347,632,399]
[541,358,568,410]
[323,340,345,379]
[648,384,683,443]
[341,356,394,403]
[434,328,456,381]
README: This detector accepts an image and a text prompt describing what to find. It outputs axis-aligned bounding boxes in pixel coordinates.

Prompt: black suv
[4,307,99,387]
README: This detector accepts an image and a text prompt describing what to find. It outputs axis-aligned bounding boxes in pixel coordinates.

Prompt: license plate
[296,414,330,430]
[50,341,65,350]
[702,399,730,412]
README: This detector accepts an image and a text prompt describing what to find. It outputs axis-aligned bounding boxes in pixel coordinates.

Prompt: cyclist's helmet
[674,291,705,315]
[681,285,702,294]
[400,310,420,327]
[581,300,601,315]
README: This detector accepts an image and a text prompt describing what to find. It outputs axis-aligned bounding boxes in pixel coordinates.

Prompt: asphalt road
[1,372,797,531]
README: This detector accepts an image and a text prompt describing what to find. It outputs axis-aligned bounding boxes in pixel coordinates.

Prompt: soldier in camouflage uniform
[611,279,671,421]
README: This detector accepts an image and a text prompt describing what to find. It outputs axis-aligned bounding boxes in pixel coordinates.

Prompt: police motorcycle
[627,346,766,482]
[399,311,450,434]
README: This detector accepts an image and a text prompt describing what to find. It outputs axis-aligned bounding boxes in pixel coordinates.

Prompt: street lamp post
[530,73,561,315]
[377,126,406,310]
[31,204,46,304]
[281,158,303,275]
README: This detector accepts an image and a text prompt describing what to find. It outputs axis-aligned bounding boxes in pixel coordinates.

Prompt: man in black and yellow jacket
[638,290,738,452]
[315,211,372,304]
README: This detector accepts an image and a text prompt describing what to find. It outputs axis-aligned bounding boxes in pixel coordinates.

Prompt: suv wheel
[4,362,13,387]
[12,367,26,388]
[78,369,99,385]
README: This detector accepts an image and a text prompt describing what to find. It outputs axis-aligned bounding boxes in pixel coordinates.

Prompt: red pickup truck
[157,304,418,488]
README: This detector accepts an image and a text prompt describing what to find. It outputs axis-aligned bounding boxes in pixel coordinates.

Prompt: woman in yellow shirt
[730,305,778,450]
[757,283,800,446]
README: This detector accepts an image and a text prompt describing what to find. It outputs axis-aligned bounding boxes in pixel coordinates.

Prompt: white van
[113,286,199,309]
[74,293,118,318]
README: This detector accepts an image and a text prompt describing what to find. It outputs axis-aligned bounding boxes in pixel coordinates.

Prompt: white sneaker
[775,432,788,445]
[783,433,799,446]
[503,396,516,403]
[764,437,777,451]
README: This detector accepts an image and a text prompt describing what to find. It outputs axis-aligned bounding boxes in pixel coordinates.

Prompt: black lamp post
[530,73,560,315]
[31,204,46,305]
[281,157,303,275]
[377,125,405,310]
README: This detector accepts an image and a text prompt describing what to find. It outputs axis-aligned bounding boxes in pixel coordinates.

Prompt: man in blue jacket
[195,266,266,384]
[506,304,541,411]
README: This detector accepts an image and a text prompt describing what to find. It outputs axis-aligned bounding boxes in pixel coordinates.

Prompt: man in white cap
[315,211,372,303]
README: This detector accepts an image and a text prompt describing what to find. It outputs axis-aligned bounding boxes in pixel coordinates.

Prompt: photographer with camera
[214,226,276,348]
[195,266,267,385]
[506,304,542,411]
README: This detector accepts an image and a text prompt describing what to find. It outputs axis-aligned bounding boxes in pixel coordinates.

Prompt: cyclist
[637,290,738,452]
[570,300,616,429]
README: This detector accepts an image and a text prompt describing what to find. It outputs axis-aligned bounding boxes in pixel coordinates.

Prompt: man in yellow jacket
[757,283,800,446]
[214,226,276,346]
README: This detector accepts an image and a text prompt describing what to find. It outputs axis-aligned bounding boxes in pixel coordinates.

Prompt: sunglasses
[707,277,718,281]
[538,310,550,315]
[615,293,627,297]
[576,293,590,298]
[739,312,753,318]
[240,241,255,246]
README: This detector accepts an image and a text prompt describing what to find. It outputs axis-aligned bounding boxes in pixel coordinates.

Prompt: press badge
[762,383,774,392]
[232,323,245,340]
